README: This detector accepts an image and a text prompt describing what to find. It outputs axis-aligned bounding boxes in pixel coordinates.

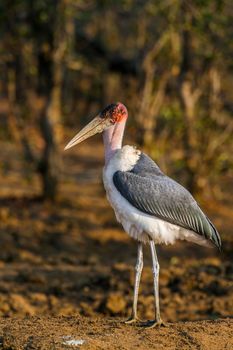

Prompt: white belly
[103,146,210,247]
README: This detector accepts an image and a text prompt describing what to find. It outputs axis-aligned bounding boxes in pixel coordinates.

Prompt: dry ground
[0,317,232,350]
[0,138,232,349]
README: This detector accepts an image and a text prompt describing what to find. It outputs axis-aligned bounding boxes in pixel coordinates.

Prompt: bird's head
[64,102,128,150]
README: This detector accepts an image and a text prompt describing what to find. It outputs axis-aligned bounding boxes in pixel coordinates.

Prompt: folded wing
[113,153,221,249]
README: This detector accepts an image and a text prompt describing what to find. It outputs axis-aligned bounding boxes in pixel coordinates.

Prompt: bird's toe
[124,316,142,324]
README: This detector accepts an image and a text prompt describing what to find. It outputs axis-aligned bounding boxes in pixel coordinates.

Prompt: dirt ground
[0,139,232,349]
[0,316,232,350]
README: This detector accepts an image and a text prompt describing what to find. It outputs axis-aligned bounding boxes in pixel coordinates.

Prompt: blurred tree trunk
[7,65,35,165]
[37,0,71,200]
[38,99,59,200]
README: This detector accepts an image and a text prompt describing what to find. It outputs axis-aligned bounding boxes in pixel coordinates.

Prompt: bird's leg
[125,242,143,324]
[142,240,165,328]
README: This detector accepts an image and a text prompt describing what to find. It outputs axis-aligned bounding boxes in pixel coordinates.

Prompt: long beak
[64,115,109,150]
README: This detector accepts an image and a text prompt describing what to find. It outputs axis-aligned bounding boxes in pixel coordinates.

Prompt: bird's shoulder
[130,152,164,177]
[122,152,195,204]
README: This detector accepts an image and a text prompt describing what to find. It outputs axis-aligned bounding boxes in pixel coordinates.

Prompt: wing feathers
[113,166,221,249]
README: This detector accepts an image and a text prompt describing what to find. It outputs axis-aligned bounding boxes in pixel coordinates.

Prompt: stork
[64,102,221,328]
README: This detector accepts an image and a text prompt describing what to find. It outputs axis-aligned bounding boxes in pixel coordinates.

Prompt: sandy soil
[0,317,232,350]
[0,139,232,349]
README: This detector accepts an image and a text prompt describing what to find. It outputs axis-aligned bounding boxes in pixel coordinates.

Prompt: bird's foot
[140,319,166,329]
[124,316,142,324]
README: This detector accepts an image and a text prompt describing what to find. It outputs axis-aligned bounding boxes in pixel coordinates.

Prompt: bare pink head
[100,102,128,124]
[64,102,128,153]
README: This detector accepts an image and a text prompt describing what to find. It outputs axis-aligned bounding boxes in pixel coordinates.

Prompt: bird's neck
[103,119,127,164]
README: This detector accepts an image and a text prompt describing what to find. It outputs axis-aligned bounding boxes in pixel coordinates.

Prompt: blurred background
[0,0,232,321]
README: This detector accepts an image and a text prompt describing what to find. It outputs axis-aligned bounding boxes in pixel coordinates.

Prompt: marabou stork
[64,102,221,328]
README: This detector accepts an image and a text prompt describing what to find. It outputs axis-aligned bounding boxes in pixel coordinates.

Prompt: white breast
[103,145,211,247]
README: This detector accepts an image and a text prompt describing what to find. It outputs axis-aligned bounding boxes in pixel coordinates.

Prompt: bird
[64,102,221,328]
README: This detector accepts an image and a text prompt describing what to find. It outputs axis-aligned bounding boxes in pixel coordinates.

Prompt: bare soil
[0,317,233,350]
[0,139,232,349]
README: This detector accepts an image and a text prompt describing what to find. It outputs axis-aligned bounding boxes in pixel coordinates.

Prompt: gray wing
[113,153,221,249]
